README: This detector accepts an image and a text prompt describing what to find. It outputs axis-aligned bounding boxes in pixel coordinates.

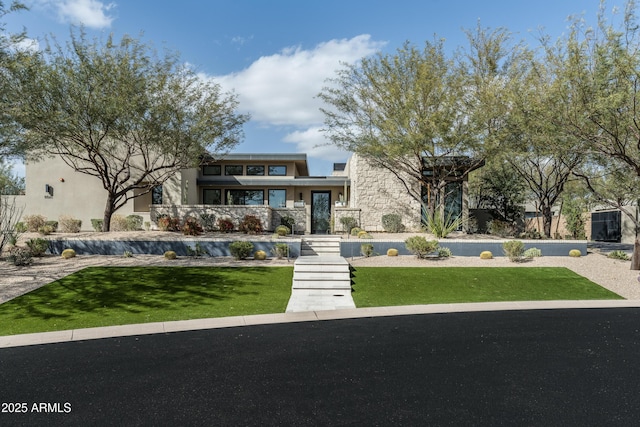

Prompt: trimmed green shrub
[144,221,151,231]
[24,214,47,232]
[351,227,362,236]
[217,218,234,232]
[361,243,374,257]
[503,240,525,262]
[58,215,81,233]
[91,219,104,232]
[569,249,582,257]
[480,251,493,260]
[123,250,134,258]
[280,215,296,232]
[182,216,203,236]
[339,216,358,234]
[608,250,630,261]
[387,248,399,256]
[357,230,368,238]
[38,225,54,235]
[61,248,76,259]
[254,250,267,260]
[230,241,254,260]
[110,214,129,231]
[404,236,439,259]
[271,243,289,259]
[164,250,177,260]
[186,242,208,258]
[7,246,32,266]
[199,214,217,232]
[274,225,290,236]
[25,238,50,257]
[359,232,373,239]
[437,247,452,258]
[239,215,263,234]
[126,215,143,231]
[381,214,404,233]
[524,247,542,258]
[45,221,58,232]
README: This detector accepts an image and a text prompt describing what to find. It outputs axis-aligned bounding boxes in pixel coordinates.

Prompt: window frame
[246,165,265,176]
[202,165,222,176]
[225,165,244,176]
[268,165,287,176]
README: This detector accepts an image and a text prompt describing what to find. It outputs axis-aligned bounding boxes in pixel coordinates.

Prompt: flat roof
[197,176,350,187]
[203,153,309,176]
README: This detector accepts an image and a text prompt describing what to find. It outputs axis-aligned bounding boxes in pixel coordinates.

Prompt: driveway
[2,308,640,426]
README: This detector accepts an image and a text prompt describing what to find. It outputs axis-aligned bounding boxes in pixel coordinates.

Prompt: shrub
[464,216,478,234]
[359,232,373,239]
[7,246,32,266]
[381,214,404,233]
[91,219,104,232]
[361,243,374,257]
[123,250,134,258]
[503,240,525,262]
[126,215,143,231]
[157,215,180,232]
[239,215,263,234]
[110,214,129,231]
[199,214,217,232]
[274,225,290,237]
[182,216,203,236]
[350,227,362,236]
[61,248,76,259]
[387,248,399,256]
[15,222,27,233]
[480,251,493,260]
[25,238,50,257]
[164,250,177,260]
[271,243,289,259]
[59,215,81,233]
[186,242,208,258]
[520,229,543,240]
[524,247,542,258]
[569,249,582,257]
[24,214,47,232]
[339,216,358,234]
[404,236,439,259]
[488,220,517,238]
[254,250,267,260]
[357,230,368,238]
[608,250,630,261]
[437,247,452,258]
[280,215,296,232]
[217,218,234,233]
[230,241,254,260]
[38,225,54,235]
[422,208,461,238]
[45,221,58,232]
[144,221,151,231]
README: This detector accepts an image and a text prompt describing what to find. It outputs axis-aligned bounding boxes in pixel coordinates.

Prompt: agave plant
[421,204,461,238]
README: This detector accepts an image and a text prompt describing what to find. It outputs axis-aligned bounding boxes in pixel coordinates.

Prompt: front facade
[20,152,475,234]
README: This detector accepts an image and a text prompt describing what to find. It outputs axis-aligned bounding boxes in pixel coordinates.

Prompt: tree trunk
[631,238,640,271]
[542,205,552,238]
[102,195,116,232]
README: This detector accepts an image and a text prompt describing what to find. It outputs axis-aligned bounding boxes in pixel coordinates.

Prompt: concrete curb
[2,300,640,349]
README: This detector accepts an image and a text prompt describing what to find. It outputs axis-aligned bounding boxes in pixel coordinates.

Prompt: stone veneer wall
[271,208,307,234]
[334,208,362,233]
[349,154,422,232]
[151,205,273,232]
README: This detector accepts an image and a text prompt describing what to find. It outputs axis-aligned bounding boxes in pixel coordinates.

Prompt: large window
[203,189,221,205]
[225,165,243,176]
[268,165,287,176]
[246,165,265,176]
[152,185,163,205]
[227,189,264,205]
[268,189,286,208]
[202,165,221,176]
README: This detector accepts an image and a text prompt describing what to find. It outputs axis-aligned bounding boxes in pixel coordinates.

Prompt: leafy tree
[7,30,248,231]
[0,159,24,194]
[468,159,526,224]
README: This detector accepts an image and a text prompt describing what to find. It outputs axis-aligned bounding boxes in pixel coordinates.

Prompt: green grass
[351,267,623,307]
[0,266,293,336]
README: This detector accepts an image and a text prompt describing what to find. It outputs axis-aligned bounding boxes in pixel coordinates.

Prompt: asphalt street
[2,308,640,426]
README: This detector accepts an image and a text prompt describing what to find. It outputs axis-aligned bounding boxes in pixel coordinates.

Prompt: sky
[3,0,630,177]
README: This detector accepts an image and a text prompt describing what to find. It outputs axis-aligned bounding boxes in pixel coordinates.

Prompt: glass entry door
[311,191,331,234]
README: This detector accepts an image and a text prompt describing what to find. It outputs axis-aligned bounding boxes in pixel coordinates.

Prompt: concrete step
[292,280,352,290]
[293,271,351,281]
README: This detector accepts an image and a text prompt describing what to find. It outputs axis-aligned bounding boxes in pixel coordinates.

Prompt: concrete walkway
[3,299,640,348]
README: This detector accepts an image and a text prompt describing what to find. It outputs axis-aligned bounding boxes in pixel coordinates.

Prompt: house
[19,152,479,234]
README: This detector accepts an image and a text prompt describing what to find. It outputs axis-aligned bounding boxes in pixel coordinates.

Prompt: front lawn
[0,266,293,336]
[351,267,623,307]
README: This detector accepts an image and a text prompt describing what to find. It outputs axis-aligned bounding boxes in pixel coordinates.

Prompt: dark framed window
[268,165,287,176]
[246,165,265,176]
[202,165,221,175]
[203,189,221,205]
[151,185,163,205]
[268,189,286,208]
[227,189,264,205]
[225,165,243,176]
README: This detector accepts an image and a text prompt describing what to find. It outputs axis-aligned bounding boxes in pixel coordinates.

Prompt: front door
[311,191,331,234]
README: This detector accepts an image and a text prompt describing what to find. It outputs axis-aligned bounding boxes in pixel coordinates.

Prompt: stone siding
[334,208,362,233]
[271,208,307,234]
[151,205,273,232]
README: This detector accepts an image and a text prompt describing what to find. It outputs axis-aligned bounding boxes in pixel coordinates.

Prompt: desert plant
[280,215,296,233]
[229,241,254,260]
[14,222,27,233]
[381,214,404,233]
[271,243,289,259]
[182,216,203,236]
[59,215,81,233]
[360,243,374,257]
[480,251,493,259]
[254,250,267,260]
[503,240,525,262]
[608,250,630,261]
[24,214,47,232]
[164,250,177,260]
[7,246,32,266]
[404,236,439,259]
[25,238,50,257]
[126,215,143,231]
[239,215,263,234]
[357,230,368,238]
[569,249,582,257]
[488,220,517,238]
[387,248,399,256]
[199,214,217,232]
[520,229,543,239]
[359,232,373,239]
[157,215,180,232]
[464,216,478,234]
[61,248,76,259]
[422,207,461,238]
[351,227,363,236]
[38,225,54,235]
[524,247,542,258]
[123,250,134,258]
[45,221,58,232]
[274,225,290,237]
[186,242,209,258]
[91,219,104,232]
[144,221,151,231]
[437,247,452,258]
[339,216,358,234]
[109,214,129,231]
[217,218,234,233]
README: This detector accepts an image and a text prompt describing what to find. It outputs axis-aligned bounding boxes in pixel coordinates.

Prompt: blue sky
[5,0,628,177]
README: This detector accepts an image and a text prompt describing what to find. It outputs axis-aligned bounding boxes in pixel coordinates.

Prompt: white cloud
[14,37,40,52]
[37,0,116,29]
[282,126,350,162]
